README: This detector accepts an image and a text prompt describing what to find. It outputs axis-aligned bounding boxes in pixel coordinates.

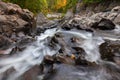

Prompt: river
[0,21,119,80]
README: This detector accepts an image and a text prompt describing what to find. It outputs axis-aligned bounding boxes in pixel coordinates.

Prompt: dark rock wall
[76,0,120,15]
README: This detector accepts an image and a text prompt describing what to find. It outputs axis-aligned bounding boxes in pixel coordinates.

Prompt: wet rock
[1,67,15,80]
[17,32,25,37]
[48,33,91,66]
[114,14,120,24]
[62,23,72,30]
[0,15,7,21]
[0,35,13,50]
[0,2,8,11]
[99,40,120,62]
[22,65,43,80]
[61,17,92,31]
[16,36,35,47]
[44,55,54,65]
[20,9,34,22]
[71,37,80,43]
[37,13,48,25]
[9,46,27,55]
[50,35,72,55]
[43,54,75,65]
[64,9,73,19]
[114,57,120,65]
[0,48,12,55]
[72,47,94,66]
[107,12,118,20]
[111,6,120,12]
[91,18,115,30]
[54,54,75,65]
[55,6,120,32]
[36,13,57,35]
[16,19,28,27]
[0,1,35,53]
[36,20,56,35]
[46,13,62,19]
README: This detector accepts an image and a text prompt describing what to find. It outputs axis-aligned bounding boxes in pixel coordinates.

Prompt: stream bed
[0,23,120,80]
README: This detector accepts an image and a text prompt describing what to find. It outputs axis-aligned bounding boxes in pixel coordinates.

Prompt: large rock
[0,35,13,50]
[91,18,115,30]
[114,14,120,24]
[99,40,120,63]
[111,6,120,12]
[0,1,35,54]
[67,6,120,30]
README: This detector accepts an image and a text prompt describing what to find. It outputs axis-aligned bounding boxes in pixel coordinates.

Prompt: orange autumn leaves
[53,0,67,10]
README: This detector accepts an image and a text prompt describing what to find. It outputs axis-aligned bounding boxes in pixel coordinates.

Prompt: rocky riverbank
[0,1,36,54]
[35,5,120,80]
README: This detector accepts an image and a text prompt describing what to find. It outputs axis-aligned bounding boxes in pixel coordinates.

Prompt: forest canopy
[2,0,106,13]
[2,0,78,13]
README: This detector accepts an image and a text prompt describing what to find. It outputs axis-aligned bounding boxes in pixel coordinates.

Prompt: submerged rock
[21,65,43,80]
[43,63,120,80]
[99,40,120,63]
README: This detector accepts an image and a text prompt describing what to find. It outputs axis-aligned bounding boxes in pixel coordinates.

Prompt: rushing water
[0,25,120,80]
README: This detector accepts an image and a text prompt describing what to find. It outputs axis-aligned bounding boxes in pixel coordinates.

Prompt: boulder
[0,1,35,35]
[21,65,43,80]
[37,13,48,25]
[107,12,118,20]
[114,14,120,24]
[111,6,120,12]
[0,35,13,50]
[99,40,120,62]
[72,47,95,66]
[0,1,35,53]
[91,18,115,30]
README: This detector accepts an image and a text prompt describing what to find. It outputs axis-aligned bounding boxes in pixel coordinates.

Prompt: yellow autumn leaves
[54,0,67,9]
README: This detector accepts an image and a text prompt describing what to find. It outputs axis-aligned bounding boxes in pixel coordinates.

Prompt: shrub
[2,0,78,14]
[83,0,103,3]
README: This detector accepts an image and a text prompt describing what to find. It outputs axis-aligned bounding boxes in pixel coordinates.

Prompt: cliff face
[76,0,120,15]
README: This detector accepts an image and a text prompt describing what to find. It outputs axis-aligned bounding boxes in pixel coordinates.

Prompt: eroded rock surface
[0,1,35,54]
[100,40,120,64]
[60,6,120,32]
[91,18,115,30]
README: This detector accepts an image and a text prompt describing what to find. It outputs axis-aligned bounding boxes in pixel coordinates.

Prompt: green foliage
[2,0,119,14]
[64,0,78,12]
[83,0,103,3]
[2,0,78,14]
[2,0,48,13]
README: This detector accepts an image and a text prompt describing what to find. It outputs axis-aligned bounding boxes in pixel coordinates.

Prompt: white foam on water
[0,28,60,80]
[60,30,104,62]
[0,27,120,80]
